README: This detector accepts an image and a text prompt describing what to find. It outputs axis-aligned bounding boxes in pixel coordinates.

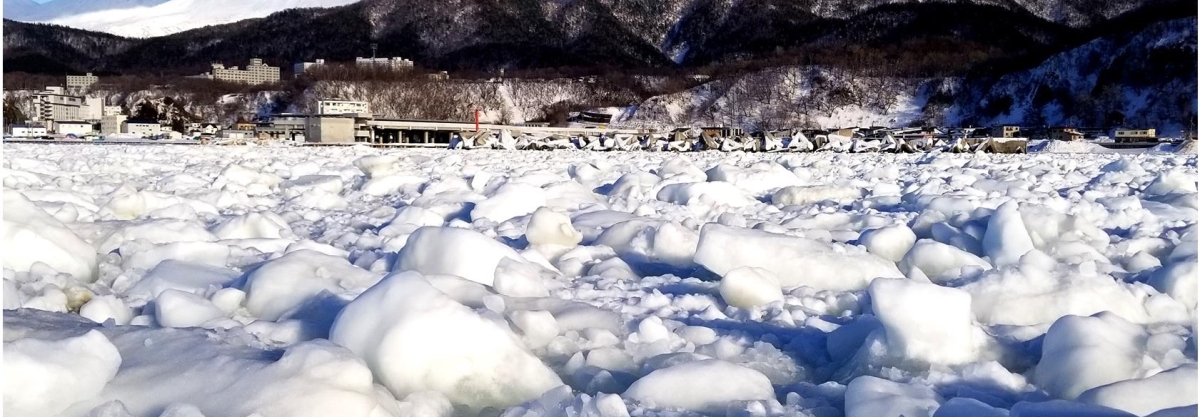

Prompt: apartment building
[197,58,281,85]
[355,57,414,70]
[293,59,327,77]
[66,72,99,89]
[31,87,83,123]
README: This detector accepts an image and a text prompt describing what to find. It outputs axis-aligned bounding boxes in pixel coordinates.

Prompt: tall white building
[101,115,127,135]
[31,86,83,123]
[355,57,414,71]
[66,72,99,89]
[83,97,105,121]
[318,100,370,116]
[197,58,281,85]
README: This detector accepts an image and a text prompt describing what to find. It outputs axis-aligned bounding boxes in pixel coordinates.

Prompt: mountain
[2,0,357,38]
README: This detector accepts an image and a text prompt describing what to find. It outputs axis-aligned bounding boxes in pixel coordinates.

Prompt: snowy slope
[3,0,359,38]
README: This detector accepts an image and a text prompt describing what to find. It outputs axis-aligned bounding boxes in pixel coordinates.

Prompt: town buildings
[194,59,280,85]
[66,72,99,90]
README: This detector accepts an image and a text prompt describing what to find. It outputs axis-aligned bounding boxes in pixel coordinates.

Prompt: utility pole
[371,43,378,60]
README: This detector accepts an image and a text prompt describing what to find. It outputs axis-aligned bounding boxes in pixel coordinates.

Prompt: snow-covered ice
[2,144,1196,417]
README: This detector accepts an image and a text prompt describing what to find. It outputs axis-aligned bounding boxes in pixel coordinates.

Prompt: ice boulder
[97,220,218,254]
[210,211,294,240]
[1077,364,1197,416]
[868,278,980,365]
[844,376,941,417]
[718,267,784,309]
[1008,400,1137,417]
[1143,171,1197,197]
[395,226,546,286]
[656,182,756,208]
[859,225,917,263]
[694,224,903,291]
[655,157,707,181]
[982,201,1035,267]
[124,260,240,303]
[2,192,97,282]
[623,359,774,413]
[4,329,121,417]
[1148,261,1197,311]
[526,208,583,247]
[154,289,227,328]
[242,250,381,321]
[329,271,563,410]
[1035,312,1150,399]
[899,239,992,283]
[471,183,547,223]
[80,295,133,325]
[771,185,864,207]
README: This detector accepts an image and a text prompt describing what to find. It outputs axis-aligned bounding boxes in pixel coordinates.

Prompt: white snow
[1,144,1195,417]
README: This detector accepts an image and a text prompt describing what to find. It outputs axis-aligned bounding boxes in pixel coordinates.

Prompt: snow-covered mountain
[2,0,359,38]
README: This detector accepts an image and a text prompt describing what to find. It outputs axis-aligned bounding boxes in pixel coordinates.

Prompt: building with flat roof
[103,106,123,117]
[10,125,47,138]
[66,72,99,89]
[304,115,356,143]
[123,118,162,137]
[54,121,94,136]
[318,100,371,116]
[196,58,280,85]
[355,57,414,71]
[31,86,85,123]
[1114,128,1157,143]
[294,59,327,77]
[101,115,127,135]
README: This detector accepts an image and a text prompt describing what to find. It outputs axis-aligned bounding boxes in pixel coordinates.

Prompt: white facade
[293,59,326,77]
[202,58,281,85]
[66,73,99,89]
[83,97,104,121]
[55,121,93,136]
[101,115,127,135]
[10,126,47,138]
[123,121,161,137]
[355,57,414,70]
[103,106,123,116]
[31,87,84,122]
[318,100,370,116]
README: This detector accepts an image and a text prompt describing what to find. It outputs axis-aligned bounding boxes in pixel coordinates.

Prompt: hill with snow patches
[2,0,358,37]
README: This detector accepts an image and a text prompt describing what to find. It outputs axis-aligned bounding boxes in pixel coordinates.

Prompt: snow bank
[2,192,98,282]
[694,224,903,291]
[4,329,121,417]
[330,271,563,410]
[623,360,774,413]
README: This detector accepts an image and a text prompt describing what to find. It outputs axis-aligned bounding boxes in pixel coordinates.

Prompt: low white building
[10,125,47,138]
[123,119,162,137]
[355,57,414,71]
[318,100,371,116]
[55,121,94,136]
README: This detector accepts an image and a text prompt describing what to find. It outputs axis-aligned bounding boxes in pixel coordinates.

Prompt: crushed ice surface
[2,144,1197,417]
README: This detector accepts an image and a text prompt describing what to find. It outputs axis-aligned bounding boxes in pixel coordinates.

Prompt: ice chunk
[771,185,864,207]
[526,208,583,247]
[1008,400,1137,417]
[395,226,542,286]
[869,278,980,365]
[982,201,1035,267]
[493,257,553,298]
[4,330,121,417]
[623,359,774,413]
[899,239,992,283]
[2,192,98,282]
[656,182,755,208]
[1148,260,1197,311]
[329,271,563,410]
[859,224,917,263]
[718,267,783,309]
[1143,171,1197,197]
[80,295,133,325]
[1035,313,1149,399]
[1076,364,1197,416]
[242,250,380,321]
[471,183,547,223]
[210,211,293,240]
[694,224,903,291]
[97,220,218,254]
[124,260,239,303]
[844,376,941,417]
[932,397,1007,417]
[155,289,227,328]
